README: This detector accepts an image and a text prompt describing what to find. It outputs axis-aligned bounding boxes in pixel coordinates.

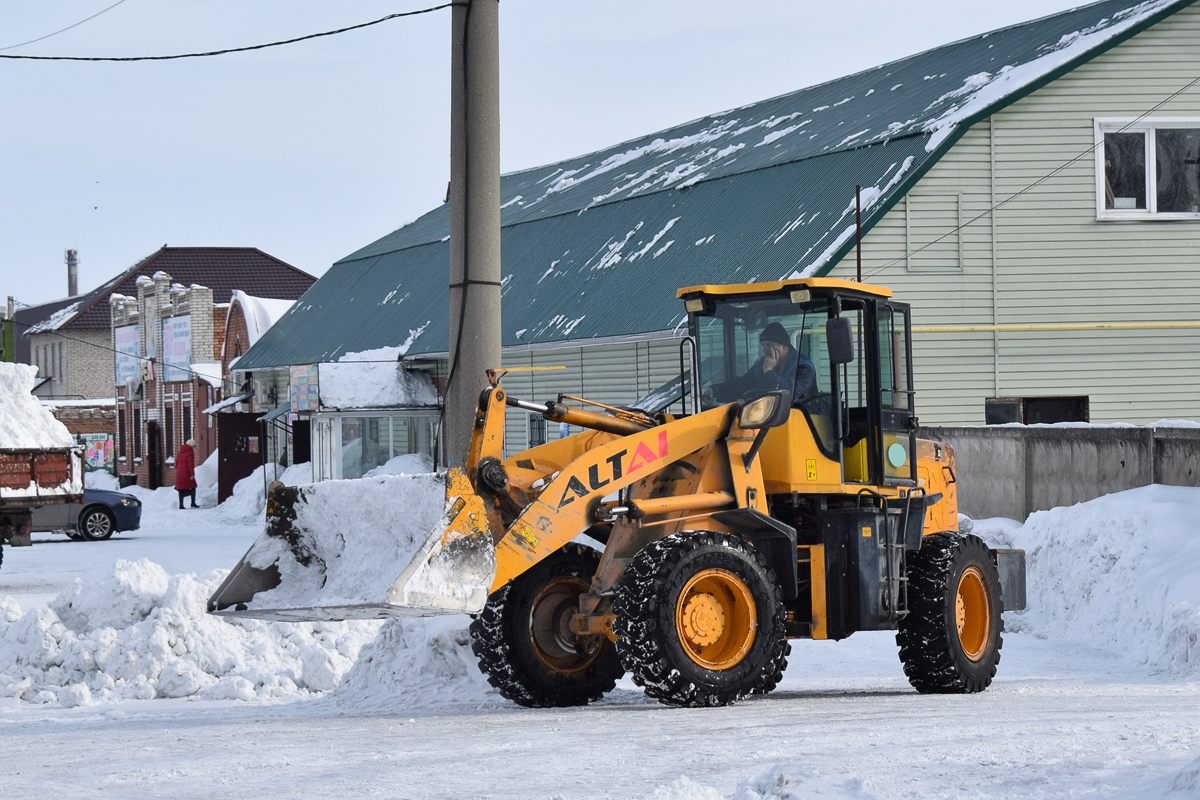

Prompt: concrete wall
[921,426,1200,520]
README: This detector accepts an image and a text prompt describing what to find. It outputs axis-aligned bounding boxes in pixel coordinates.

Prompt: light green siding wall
[499,336,683,457]
[841,6,1200,425]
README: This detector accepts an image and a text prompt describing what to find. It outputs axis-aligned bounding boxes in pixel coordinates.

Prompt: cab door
[876,301,917,485]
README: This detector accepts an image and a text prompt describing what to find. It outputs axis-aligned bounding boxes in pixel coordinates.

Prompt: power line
[0,0,130,53]
[0,3,458,62]
[858,70,1200,282]
[9,309,232,387]
[8,307,417,386]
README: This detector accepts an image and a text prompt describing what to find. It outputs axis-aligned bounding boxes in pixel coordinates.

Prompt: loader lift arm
[461,374,780,596]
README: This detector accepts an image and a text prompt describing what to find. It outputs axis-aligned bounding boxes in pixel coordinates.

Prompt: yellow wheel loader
[209,278,1026,708]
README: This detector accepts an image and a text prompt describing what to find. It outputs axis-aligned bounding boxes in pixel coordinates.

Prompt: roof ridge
[499,0,1172,184]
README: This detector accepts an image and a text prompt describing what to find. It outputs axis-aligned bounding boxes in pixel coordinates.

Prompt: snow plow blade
[207,467,496,622]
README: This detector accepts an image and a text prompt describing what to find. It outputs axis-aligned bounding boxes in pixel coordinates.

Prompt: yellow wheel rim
[955,566,992,662]
[529,577,602,675]
[675,569,757,670]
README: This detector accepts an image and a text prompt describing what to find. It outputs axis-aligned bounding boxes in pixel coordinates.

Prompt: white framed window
[1096,118,1200,219]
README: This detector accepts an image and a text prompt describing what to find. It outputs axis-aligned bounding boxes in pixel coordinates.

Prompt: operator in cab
[706,321,816,403]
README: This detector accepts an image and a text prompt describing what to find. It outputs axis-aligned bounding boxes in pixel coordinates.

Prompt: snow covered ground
[1,478,1198,799]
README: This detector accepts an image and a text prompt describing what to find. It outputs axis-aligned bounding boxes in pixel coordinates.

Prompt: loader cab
[682,279,917,489]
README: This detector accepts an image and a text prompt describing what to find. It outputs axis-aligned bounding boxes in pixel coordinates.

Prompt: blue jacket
[724,348,817,400]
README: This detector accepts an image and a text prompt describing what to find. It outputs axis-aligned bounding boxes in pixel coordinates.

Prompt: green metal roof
[238,0,1194,369]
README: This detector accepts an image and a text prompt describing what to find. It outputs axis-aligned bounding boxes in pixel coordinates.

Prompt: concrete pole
[446,0,502,465]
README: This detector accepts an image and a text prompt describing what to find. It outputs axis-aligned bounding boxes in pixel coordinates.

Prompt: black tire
[469,542,622,708]
[613,532,789,708]
[897,532,1003,693]
[77,507,116,541]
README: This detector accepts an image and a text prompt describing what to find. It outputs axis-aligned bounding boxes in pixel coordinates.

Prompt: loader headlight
[737,390,792,429]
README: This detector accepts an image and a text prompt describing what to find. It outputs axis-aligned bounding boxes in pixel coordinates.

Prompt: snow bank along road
[0,480,1198,799]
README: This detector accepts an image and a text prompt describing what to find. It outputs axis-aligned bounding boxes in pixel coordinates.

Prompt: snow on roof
[203,391,253,415]
[317,339,440,410]
[0,363,75,449]
[23,300,83,335]
[919,0,1177,153]
[39,398,117,408]
[236,0,1189,367]
[223,291,298,362]
[190,360,224,389]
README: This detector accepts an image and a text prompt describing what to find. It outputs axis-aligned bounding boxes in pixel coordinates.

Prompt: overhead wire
[0,0,130,52]
[8,309,235,388]
[0,3,459,62]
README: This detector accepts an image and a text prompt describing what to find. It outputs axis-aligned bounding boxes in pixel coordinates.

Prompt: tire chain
[613,532,789,707]
[468,542,619,708]
[896,532,1003,693]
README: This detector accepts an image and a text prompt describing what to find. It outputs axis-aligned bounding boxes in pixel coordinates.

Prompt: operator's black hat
[759,322,791,347]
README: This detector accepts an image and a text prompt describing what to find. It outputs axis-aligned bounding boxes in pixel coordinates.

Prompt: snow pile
[220,461,313,521]
[653,764,879,800]
[979,485,1200,676]
[0,559,380,707]
[1110,755,1200,799]
[318,344,438,410]
[191,450,220,507]
[241,473,447,610]
[363,452,434,478]
[0,363,74,449]
[326,615,494,713]
[85,471,120,491]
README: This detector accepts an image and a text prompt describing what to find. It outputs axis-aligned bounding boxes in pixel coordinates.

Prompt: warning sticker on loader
[806,459,817,481]
[511,523,541,553]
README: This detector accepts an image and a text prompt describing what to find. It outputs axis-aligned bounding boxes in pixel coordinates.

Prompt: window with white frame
[1096,118,1200,218]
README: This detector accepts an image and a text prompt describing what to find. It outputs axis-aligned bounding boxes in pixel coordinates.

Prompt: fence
[919,426,1200,521]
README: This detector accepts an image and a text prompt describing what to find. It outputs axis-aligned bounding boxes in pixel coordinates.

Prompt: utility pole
[446,0,502,465]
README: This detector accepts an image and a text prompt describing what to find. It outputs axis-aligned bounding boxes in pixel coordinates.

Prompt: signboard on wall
[114,324,140,385]
[161,315,192,382]
[290,364,319,412]
[79,433,114,471]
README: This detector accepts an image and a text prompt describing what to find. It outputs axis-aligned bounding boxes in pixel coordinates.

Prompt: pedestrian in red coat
[175,439,198,509]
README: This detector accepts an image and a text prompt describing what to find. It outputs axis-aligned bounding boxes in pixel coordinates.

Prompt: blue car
[30,488,142,541]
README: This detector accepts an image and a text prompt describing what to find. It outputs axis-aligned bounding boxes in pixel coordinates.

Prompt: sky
[1,0,1088,309]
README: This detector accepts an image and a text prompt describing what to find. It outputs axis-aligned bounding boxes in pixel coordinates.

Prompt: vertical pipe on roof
[66,249,79,297]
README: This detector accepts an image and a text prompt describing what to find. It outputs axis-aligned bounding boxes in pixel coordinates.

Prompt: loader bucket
[207,467,496,622]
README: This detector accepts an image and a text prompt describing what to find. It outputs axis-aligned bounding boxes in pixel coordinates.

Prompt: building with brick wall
[111,273,219,489]
[41,399,118,476]
[13,246,314,404]
[98,250,315,490]
[208,291,299,501]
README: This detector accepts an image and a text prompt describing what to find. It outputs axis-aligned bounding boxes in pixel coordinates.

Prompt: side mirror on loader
[827,316,855,365]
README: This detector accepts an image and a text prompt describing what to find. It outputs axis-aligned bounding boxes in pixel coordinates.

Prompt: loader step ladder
[857,488,921,624]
